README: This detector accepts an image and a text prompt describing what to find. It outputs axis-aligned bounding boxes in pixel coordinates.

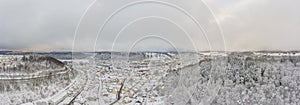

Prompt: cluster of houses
[96,53,178,104]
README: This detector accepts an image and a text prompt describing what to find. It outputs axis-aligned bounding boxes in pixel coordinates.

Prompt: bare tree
[289,56,299,67]
[110,79,126,105]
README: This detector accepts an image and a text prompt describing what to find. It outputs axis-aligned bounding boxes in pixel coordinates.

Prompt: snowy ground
[1,52,300,105]
[163,54,300,105]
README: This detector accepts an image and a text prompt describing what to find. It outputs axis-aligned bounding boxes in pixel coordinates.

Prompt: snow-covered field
[1,52,300,105]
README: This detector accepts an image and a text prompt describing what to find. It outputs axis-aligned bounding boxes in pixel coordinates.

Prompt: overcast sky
[1,0,299,51]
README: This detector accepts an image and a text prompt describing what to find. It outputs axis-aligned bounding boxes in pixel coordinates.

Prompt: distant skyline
[1,0,299,51]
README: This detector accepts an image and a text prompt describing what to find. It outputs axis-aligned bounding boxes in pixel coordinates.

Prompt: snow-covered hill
[164,54,300,105]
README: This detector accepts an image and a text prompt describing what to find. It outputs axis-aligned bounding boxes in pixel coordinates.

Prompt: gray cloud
[0,0,299,51]
[205,0,300,51]
[0,0,92,51]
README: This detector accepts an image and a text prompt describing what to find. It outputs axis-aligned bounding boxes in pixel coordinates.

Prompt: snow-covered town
[2,0,300,104]
[0,51,300,105]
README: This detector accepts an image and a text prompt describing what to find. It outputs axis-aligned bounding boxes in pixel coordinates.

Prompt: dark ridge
[22,55,65,67]
[39,56,65,67]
